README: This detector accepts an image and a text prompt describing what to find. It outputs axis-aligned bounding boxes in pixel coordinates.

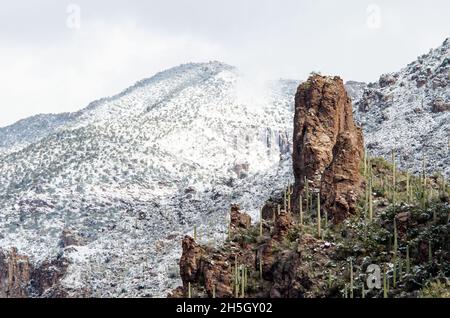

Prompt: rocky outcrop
[0,248,32,298]
[200,253,234,298]
[175,205,254,298]
[175,233,237,298]
[30,257,70,297]
[431,98,449,113]
[179,236,205,288]
[320,131,364,223]
[0,247,74,298]
[230,204,251,230]
[59,229,86,248]
[379,73,398,88]
[172,210,339,299]
[273,212,293,241]
[293,74,364,222]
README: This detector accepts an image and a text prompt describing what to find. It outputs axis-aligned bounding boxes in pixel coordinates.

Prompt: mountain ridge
[0,40,448,297]
[0,61,295,297]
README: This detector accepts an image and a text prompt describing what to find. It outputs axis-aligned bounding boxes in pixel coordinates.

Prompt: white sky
[0,0,449,127]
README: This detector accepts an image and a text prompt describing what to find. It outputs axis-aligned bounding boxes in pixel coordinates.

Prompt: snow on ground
[0,38,448,297]
[0,62,296,297]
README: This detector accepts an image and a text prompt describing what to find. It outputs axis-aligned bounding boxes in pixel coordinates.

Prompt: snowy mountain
[349,38,449,176]
[0,62,297,297]
[0,113,73,156]
[0,38,448,298]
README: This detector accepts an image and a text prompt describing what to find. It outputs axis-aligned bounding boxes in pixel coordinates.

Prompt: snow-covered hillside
[349,38,449,176]
[0,38,448,298]
[0,62,297,297]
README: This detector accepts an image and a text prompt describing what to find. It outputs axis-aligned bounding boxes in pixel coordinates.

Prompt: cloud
[0,21,223,127]
[0,0,449,127]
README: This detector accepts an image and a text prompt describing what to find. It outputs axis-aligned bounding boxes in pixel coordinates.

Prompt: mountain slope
[0,39,448,298]
[350,38,450,177]
[0,62,297,297]
[0,113,73,156]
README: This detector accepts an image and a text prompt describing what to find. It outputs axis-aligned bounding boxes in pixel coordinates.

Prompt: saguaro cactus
[392,149,396,210]
[287,187,291,213]
[406,245,411,274]
[392,207,398,289]
[259,208,263,237]
[259,259,263,281]
[428,241,433,263]
[304,177,309,213]
[241,265,245,298]
[328,271,333,288]
[406,171,411,203]
[369,179,373,221]
[364,149,368,177]
[349,259,354,298]
[234,256,239,298]
[421,157,427,208]
[299,195,303,227]
[317,193,321,239]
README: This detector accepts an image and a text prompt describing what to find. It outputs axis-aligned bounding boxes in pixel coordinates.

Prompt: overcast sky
[0,0,448,127]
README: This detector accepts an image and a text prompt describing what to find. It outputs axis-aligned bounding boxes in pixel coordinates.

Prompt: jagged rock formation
[174,205,257,298]
[230,204,251,230]
[0,248,72,298]
[176,235,234,298]
[272,211,293,240]
[170,157,449,298]
[179,236,205,288]
[171,204,341,298]
[0,248,31,298]
[293,75,364,222]
[59,229,86,248]
[320,130,365,222]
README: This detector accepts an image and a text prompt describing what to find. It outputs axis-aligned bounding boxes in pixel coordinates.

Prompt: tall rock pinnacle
[292,74,364,223]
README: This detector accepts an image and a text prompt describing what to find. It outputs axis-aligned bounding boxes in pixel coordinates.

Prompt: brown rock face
[201,254,234,298]
[179,236,205,287]
[59,229,86,248]
[293,75,364,222]
[320,131,364,222]
[230,204,251,230]
[0,248,32,298]
[0,247,80,298]
[30,257,69,297]
[431,98,449,113]
[178,236,234,298]
[273,212,293,241]
[176,205,256,298]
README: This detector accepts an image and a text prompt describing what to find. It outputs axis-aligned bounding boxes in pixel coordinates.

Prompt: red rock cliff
[292,74,364,223]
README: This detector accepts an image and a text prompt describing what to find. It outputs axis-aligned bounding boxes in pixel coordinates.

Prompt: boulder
[230,204,251,230]
[179,236,205,288]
